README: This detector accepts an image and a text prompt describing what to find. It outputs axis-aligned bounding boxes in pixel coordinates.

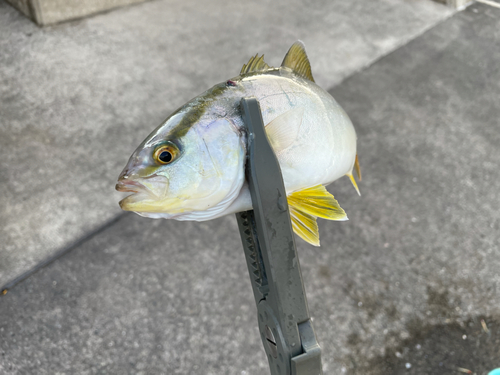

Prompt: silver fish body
[117,42,359,243]
[218,69,357,219]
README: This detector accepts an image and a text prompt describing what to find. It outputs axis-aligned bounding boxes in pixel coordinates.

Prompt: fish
[116,41,361,246]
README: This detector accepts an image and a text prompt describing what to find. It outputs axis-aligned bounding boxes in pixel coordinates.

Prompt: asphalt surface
[0,0,453,288]
[2,1,500,375]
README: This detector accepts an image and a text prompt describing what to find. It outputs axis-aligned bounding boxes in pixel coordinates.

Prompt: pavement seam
[0,212,128,293]
[476,0,500,8]
[331,5,459,88]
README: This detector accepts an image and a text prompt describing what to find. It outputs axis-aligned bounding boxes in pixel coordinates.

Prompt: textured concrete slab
[4,0,30,18]
[1,3,499,374]
[5,0,150,25]
[0,0,454,287]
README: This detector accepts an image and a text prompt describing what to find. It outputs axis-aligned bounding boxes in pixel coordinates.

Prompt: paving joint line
[476,0,500,8]
[331,5,459,88]
[1,212,128,294]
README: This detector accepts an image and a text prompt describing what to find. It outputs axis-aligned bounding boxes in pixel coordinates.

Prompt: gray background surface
[0,0,453,288]
[1,1,500,374]
[4,0,150,25]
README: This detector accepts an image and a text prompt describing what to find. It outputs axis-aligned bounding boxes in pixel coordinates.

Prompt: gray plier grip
[236,98,323,375]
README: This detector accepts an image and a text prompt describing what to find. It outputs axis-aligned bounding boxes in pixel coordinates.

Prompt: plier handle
[236,98,323,375]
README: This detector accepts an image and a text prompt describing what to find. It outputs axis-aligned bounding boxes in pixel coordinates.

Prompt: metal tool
[236,98,323,375]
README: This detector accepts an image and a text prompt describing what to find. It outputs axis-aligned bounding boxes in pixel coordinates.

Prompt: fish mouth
[115,179,146,194]
[116,175,170,211]
[116,179,150,210]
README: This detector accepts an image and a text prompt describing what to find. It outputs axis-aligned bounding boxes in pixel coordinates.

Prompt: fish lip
[116,174,169,202]
[117,179,148,211]
[119,192,149,210]
[115,179,145,193]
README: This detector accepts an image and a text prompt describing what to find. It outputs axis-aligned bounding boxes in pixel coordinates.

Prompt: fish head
[116,104,246,220]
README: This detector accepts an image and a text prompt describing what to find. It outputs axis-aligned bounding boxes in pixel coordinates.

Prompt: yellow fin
[347,173,361,196]
[287,185,347,246]
[281,40,315,82]
[288,185,347,221]
[289,206,320,247]
[240,54,271,75]
[354,155,362,181]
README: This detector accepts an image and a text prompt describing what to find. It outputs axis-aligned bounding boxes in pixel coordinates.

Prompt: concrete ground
[1,1,500,374]
[0,0,453,288]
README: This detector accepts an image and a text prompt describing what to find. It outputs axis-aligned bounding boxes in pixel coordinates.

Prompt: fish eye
[226,80,237,87]
[153,142,179,165]
[159,150,172,163]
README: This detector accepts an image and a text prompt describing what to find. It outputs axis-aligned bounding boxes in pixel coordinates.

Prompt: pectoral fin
[287,185,347,246]
[265,107,304,154]
[289,206,320,246]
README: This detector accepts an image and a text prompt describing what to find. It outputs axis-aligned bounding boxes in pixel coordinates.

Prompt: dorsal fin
[240,54,271,75]
[281,41,315,82]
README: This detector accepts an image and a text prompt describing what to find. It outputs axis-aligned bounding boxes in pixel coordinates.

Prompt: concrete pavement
[0,0,453,288]
[2,1,500,374]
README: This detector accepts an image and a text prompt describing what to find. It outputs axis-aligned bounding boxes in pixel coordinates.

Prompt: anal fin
[287,185,347,246]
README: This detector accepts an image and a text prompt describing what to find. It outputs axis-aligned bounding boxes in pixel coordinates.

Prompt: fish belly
[251,74,357,193]
[220,74,356,217]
